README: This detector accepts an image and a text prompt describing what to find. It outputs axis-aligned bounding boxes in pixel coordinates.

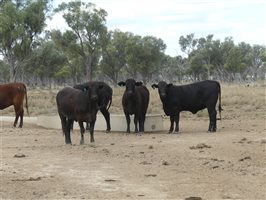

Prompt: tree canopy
[0,0,265,86]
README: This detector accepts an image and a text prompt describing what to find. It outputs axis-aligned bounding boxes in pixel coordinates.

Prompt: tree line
[0,0,265,88]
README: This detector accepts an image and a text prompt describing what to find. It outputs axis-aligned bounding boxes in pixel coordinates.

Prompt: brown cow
[0,83,29,128]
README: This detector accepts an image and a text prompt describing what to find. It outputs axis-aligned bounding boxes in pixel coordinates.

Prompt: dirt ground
[1,115,265,200]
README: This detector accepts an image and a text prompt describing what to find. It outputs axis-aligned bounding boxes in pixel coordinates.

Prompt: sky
[48,0,266,57]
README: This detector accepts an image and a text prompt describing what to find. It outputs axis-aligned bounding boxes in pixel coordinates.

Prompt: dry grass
[1,83,265,120]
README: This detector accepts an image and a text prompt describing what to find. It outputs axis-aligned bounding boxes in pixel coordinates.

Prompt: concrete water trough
[37,114,164,132]
[0,114,164,132]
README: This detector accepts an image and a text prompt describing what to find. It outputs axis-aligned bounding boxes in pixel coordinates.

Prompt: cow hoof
[137,132,143,136]
[105,129,111,133]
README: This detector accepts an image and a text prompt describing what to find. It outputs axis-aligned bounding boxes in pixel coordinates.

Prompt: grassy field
[1,82,265,120]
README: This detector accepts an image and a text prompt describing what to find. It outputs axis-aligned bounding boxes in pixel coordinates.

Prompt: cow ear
[118,81,126,87]
[151,84,158,89]
[135,81,143,86]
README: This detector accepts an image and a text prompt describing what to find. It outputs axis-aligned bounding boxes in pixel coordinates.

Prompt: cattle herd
[0,79,222,144]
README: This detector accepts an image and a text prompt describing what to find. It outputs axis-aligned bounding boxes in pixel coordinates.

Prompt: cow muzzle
[91,95,98,101]
[160,93,166,98]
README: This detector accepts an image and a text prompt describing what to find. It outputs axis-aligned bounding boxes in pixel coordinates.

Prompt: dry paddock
[1,116,265,199]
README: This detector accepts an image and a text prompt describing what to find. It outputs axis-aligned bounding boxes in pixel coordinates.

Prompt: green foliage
[27,41,67,79]
[100,30,129,84]
[54,1,108,80]
[225,47,246,74]
[125,34,166,83]
[0,0,50,81]
[0,59,9,81]
[179,33,198,55]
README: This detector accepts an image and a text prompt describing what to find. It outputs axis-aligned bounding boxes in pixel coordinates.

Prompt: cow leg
[89,120,96,143]
[59,116,71,144]
[125,113,131,133]
[85,122,90,131]
[66,119,73,144]
[18,108,24,128]
[174,112,180,133]
[134,115,139,133]
[139,114,145,134]
[169,116,174,133]
[101,108,111,133]
[13,106,20,127]
[207,108,217,132]
[78,121,85,144]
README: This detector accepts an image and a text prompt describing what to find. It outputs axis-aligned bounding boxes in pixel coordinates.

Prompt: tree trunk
[85,56,92,81]
[9,59,16,82]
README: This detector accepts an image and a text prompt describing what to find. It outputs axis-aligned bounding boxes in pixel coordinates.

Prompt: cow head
[152,81,173,99]
[118,79,142,94]
[89,83,104,101]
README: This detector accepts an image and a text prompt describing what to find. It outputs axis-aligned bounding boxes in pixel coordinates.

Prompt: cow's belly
[77,112,97,123]
[0,103,12,110]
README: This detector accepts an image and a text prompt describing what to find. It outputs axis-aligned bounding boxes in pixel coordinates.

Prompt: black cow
[56,85,103,144]
[118,79,150,134]
[152,80,222,133]
[74,81,113,132]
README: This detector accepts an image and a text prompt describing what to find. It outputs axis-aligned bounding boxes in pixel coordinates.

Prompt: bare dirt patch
[1,117,265,199]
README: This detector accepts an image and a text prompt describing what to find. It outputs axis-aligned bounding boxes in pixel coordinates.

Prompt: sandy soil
[1,117,265,200]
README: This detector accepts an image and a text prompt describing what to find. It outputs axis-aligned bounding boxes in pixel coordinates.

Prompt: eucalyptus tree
[100,30,130,84]
[248,44,266,80]
[179,33,198,57]
[125,34,166,83]
[54,1,108,81]
[159,55,187,82]
[0,0,50,82]
[50,30,84,84]
[26,40,67,87]
[0,59,9,82]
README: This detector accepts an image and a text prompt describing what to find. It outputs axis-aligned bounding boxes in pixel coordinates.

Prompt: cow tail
[107,96,112,111]
[23,84,29,116]
[218,82,223,121]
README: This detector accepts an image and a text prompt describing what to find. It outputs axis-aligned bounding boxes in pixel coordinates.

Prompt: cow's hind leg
[59,115,71,144]
[13,105,23,128]
[18,108,24,128]
[174,112,180,133]
[78,121,85,144]
[65,119,73,144]
[100,108,111,133]
[207,107,217,132]
[89,120,96,143]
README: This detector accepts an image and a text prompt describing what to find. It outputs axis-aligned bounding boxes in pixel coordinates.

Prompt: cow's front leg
[125,113,131,133]
[78,121,85,144]
[134,114,138,133]
[89,120,96,143]
[169,115,174,133]
[174,112,180,133]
